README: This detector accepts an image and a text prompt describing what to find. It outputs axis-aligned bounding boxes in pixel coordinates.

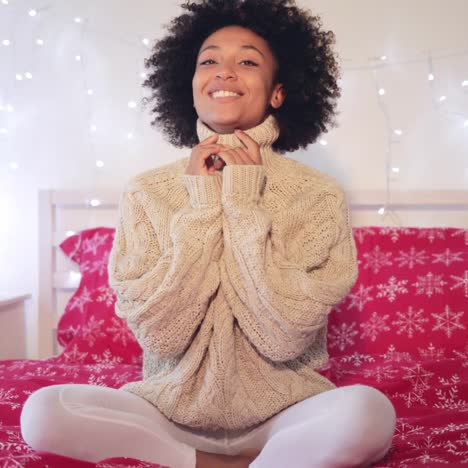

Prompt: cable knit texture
[107,113,359,435]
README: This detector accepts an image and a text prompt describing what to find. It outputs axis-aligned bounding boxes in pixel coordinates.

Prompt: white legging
[20,383,396,468]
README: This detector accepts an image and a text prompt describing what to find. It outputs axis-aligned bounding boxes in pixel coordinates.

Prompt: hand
[184,134,231,176]
[215,129,262,167]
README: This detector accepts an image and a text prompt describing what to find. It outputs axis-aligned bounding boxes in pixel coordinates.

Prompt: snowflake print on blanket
[1,225,466,467]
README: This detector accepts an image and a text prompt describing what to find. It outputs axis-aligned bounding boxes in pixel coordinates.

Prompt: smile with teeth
[211,90,242,99]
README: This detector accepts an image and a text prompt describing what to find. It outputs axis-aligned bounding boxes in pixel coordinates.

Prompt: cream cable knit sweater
[108,113,359,434]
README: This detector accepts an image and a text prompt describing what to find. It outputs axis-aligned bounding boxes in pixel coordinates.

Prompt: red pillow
[55,227,142,365]
[327,226,468,359]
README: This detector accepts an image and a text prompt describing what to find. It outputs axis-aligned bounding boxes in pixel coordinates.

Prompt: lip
[210,94,243,103]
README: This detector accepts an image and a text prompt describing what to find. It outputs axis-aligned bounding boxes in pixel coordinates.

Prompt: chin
[205,119,242,134]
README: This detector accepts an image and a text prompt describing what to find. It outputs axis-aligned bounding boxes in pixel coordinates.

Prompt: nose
[215,63,236,80]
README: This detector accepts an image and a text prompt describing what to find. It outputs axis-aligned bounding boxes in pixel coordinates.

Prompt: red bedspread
[1,226,467,467]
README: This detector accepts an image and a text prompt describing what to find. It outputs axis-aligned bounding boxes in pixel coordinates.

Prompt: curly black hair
[142,0,342,154]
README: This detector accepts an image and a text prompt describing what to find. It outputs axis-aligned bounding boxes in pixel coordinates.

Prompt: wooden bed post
[37,190,55,359]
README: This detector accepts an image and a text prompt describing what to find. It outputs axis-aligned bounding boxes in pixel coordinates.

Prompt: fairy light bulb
[439,95,446,102]
[36,38,44,45]
[394,129,402,135]
[90,125,97,132]
[96,160,104,168]
[428,73,435,81]
[378,88,385,96]
[87,89,93,95]
[9,161,19,170]
[28,9,37,16]
[127,132,134,139]
[74,17,82,23]
[89,199,101,207]
[2,39,10,46]
[75,55,81,61]
[128,100,137,108]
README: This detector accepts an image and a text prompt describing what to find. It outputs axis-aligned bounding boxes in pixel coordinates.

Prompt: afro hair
[142,0,342,154]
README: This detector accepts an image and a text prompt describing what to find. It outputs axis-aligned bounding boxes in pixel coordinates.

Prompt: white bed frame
[37,188,468,359]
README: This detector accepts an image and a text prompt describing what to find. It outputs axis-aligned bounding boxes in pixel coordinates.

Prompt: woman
[20,1,396,467]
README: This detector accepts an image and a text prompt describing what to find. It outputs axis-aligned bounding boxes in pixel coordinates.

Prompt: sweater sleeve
[108,174,223,359]
[219,165,359,363]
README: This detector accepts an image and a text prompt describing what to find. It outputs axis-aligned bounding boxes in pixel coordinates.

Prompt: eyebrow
[197,44,265,59]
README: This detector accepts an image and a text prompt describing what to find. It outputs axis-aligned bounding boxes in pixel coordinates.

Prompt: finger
[198,146,226,161]
[215,149,235,166]
[199,144,225,153]
[213,158,225,170]
[231,147,257,165]
[234,129,256,151]
[218,147,254,165]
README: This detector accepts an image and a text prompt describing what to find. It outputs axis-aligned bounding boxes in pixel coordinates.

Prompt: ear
[270,83,286,109]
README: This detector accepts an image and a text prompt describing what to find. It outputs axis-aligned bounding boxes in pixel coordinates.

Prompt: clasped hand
[184,129,262,176]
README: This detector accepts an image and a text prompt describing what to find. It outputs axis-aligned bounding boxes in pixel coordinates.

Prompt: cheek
[245,75,270,99]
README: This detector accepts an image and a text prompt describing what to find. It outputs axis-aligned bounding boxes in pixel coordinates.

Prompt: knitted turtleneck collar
[195,113,282,171]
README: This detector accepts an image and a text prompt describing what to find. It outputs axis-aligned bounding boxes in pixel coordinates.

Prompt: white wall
[0,0,467,359]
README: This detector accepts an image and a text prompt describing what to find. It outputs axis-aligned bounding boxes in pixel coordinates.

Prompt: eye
[241,60,258,66]
[199,59,258,67]
[200,59,215,65]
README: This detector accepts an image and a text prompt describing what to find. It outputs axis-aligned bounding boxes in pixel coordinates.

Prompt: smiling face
[192,25,285,134]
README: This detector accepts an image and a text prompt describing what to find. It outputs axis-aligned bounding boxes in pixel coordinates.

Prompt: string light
[1,3,466,225]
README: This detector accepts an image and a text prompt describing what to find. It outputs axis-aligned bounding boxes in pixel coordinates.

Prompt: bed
[1,188,467,467]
